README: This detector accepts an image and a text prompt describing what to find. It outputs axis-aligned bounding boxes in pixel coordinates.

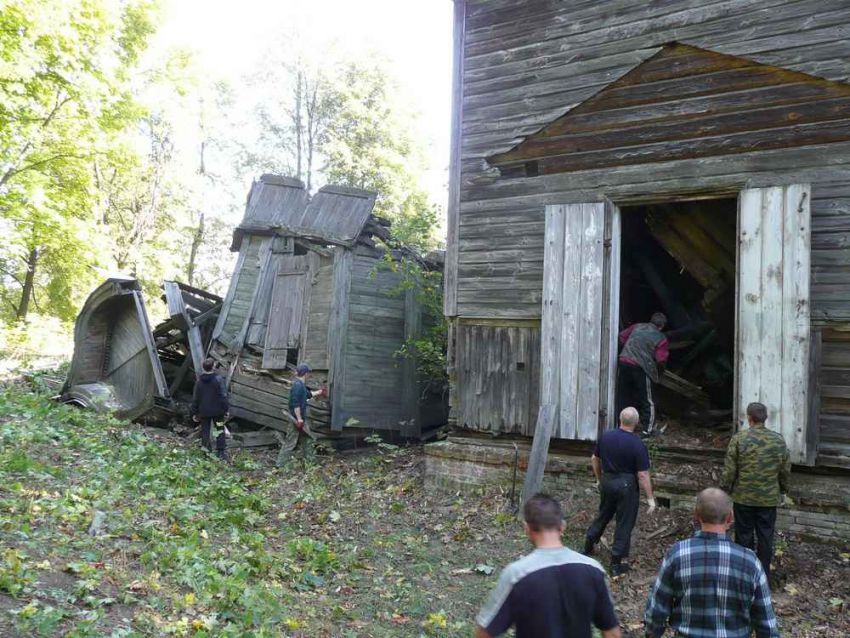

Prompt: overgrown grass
[0,386,531,637]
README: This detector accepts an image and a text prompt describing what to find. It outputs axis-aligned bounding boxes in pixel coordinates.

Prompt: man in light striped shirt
[644,488,779,638]
[475,494,621,638]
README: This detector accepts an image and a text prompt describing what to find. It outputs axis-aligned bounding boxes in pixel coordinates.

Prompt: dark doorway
[618,198,737,433]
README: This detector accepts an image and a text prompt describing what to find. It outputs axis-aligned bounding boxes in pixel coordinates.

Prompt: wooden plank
[809,330,822,464]
[558,203,583,438]
[520,404,557,508]
[781,183,812,463]
[444,0,466,317]
[329,249,354,430]
[540,205,565,422]
[602,201,621,430]
[575,203,604,441]
[760,187,785,439]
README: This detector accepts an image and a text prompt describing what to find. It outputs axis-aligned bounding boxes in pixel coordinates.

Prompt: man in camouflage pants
[721,402,791,581]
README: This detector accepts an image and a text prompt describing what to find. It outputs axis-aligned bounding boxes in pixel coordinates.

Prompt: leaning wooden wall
[448,0,850,450]
[333,251,408,430]
[213,235,269,349]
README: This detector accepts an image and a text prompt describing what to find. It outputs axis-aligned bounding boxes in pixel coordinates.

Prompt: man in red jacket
[616,313,669,436]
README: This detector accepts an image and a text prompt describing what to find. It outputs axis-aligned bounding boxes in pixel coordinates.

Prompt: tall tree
[0,0,158,321]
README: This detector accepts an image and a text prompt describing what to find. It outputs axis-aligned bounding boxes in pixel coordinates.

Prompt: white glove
[647,497,657,514]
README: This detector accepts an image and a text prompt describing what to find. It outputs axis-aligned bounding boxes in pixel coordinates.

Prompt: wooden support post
[521,404,557,511]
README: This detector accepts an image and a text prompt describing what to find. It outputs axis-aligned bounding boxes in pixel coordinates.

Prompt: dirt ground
[1,388,848,636]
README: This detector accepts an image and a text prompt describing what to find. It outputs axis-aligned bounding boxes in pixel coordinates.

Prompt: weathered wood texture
[333,253,410,431]
[452,0,850,320]
[818,328,850,468]
[454,322,541,435]
[302,256,335,370]
[213,235,268,348]
[736,185,811,464]
[540,203,612,440]
[262,255,310,369]
[448,1,850,456]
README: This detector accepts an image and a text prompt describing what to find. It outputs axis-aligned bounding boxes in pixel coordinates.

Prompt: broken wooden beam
[661,370,710,406]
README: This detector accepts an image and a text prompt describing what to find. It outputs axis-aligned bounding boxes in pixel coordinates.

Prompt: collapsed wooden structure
[207,175,446,440]
[444,2,850,470]
[63,175,447,442]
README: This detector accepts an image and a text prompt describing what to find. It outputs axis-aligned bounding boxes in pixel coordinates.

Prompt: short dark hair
[650,312,667,329]
[202,358,215,372]
[747,402,768,423]
[523,493,563,532]
[695,488,732,524]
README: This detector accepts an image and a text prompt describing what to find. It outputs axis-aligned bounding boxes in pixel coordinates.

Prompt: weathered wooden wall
[303,255,334,370]
[214,235,268,349]
[452,321,540,435]
[819,328,850,467]
[332,250,409,430]
[447,0,850,456]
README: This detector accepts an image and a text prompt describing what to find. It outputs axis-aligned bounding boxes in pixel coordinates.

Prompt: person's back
[644,488,778,638]
[724,426,790,507]
[478,547,615,638]
[477,494,620,638]
[192,371,228,418]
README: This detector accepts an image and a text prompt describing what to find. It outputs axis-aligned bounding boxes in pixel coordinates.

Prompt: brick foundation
[424,438,850,542]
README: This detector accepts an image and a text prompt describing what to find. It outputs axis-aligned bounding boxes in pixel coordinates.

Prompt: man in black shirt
[475,494,621,638]
[583,407,656,575]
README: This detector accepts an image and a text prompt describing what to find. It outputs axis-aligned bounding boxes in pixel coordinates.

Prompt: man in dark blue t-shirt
[583,407,656,576]
[476,494,621,638]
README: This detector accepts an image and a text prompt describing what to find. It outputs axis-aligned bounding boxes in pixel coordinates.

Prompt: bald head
[695,488,733,525]
[619,407,640,430]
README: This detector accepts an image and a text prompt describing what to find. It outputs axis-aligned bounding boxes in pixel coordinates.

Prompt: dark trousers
[734,503,777,580]
[616,362,655,432]
[200,417,227,458]
[585,473,640,560]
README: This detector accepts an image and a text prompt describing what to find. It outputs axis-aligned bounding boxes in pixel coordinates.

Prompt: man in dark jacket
[278,363,326,464]
[191,358,229,459]
[616,312,669,435]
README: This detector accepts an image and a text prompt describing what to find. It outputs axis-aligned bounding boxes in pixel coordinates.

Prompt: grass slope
[0,388,528,637]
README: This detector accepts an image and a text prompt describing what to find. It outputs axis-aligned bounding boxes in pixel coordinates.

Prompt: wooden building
[208,175,447,440]
[62,175,447,441]
[444,0,850,468]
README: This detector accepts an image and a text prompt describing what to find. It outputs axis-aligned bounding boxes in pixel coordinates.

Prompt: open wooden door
[262,256,309,369]
[736,185,812,464]
[541,201,620,440]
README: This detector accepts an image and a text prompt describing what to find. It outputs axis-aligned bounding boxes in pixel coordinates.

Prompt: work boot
[582,538,595,556]
[610,559,631,577]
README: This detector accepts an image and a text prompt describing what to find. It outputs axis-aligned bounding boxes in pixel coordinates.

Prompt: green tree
[0,0,157,321]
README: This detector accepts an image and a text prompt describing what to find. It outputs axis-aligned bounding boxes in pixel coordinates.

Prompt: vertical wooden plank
[132,291,169,399]
[781,183,811,463]
[521,404,557,509]
[559,204,583,438]
[575,203,604,441]
[760,187,785,433]
[602,201,621,431]
[736,188,765,430]
[402,286,422,436]
[807,329,822,465]
[212,244,249,341]
[329,248,353,431]
[540,205,565,434]
[443,0,466,318]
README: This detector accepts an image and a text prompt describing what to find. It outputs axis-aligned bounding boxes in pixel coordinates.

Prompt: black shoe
[610,561,631,577]
[582,538,595,556]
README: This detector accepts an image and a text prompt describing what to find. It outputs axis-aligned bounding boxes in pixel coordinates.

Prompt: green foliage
[375,253,448,386]
[0,0,158,321]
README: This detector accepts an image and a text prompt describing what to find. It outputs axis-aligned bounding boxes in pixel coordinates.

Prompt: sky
[151,0,455,218]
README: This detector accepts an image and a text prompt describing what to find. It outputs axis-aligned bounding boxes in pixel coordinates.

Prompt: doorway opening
[618,198,737,444]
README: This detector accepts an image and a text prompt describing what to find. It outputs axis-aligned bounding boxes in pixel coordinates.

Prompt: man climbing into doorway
[616,312,669,436]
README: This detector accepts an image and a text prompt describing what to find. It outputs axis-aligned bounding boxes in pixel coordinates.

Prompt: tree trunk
[16,247,38,321]
[187,212,205,286]
[295,69,303,183]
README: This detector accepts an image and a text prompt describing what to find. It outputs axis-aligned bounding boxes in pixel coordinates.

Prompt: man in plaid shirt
[644,488,779,638]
